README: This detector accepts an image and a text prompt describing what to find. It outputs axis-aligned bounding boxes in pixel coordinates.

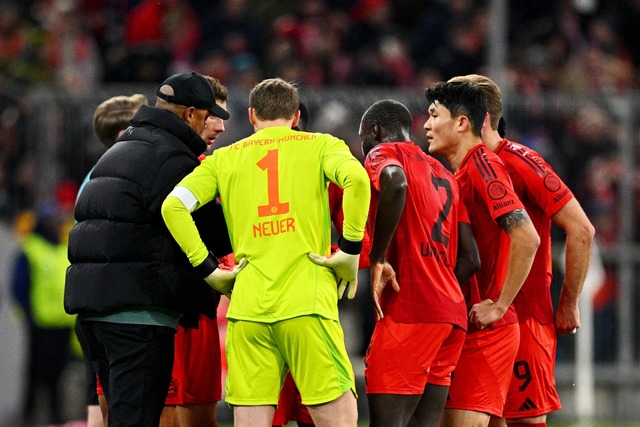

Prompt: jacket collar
[130,105,207,156]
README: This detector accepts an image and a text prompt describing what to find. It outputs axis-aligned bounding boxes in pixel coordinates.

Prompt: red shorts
[165,314,222,405]
[445,323,519,417]
[272,373,314,425]
[96,376,103,395]
[364,315,465,395]
[503,318,561,418]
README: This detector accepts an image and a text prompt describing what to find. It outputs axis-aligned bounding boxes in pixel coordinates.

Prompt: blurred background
[0,0,640,425]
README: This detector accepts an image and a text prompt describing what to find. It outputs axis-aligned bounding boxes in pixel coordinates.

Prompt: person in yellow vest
[11,198,76,426]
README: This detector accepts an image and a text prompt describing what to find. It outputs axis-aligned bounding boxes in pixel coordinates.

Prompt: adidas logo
[519,397,538,411]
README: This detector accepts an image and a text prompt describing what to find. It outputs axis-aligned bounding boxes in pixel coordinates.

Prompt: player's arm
[470,208,539,328]
[369,165,405,320]
[320,141,371,245]
[162,162,246,296]
[337,159,370,245]
[494,208,539,316]
[368,165,405,264]
[162,187,211,267]
[552,197,595,335]
[454,221,480,286]
[308,144,370,299]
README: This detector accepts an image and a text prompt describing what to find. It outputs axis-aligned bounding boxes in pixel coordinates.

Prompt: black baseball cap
[156,72,230,120]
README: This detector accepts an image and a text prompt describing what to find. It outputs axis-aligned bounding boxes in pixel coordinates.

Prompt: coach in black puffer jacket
[65,103,231,319]
[64,73,232,427]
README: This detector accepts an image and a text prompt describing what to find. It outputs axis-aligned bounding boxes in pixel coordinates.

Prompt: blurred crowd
[1,0,640,93]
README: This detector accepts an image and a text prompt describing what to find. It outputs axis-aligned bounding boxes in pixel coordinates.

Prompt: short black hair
[361,99,412,134]
[424,81,487,137]
[295,102,310,131]
[498,117,506,137]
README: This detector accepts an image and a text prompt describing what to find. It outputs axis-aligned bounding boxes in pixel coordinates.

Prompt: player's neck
[254,118,295,131]
[448,137,482,172]
[482,130,503,152]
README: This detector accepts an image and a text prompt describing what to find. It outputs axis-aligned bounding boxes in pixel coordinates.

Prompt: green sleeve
[323,137,370,242]
[161,193,209,266]
[161,158,220,267]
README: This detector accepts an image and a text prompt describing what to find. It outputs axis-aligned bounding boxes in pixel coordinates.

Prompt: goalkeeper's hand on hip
[197,256,248,298]
[308,236,362,299]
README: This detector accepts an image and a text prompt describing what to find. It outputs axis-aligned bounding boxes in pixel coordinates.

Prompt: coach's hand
[308,250,360,299]
[204,257,247,298]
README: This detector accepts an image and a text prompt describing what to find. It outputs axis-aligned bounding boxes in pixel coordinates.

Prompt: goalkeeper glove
[197,255,247,298]
[307,236,361,299]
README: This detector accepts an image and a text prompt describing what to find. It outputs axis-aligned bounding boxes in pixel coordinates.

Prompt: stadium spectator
[36,0,102,95]
[122,0,202,80]
[11,192,76,426]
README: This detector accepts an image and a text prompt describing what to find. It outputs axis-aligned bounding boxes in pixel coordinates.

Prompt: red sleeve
[358,226,371,269]
[364,144,403,192]
[498,141,573,216]
[458,190,470,224]
[328,183,344,234]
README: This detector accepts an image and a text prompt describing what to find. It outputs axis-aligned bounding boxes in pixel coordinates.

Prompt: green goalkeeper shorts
[225,314,356,406]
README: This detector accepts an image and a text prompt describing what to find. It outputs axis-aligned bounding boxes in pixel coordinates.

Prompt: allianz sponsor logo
[493,199,514,211]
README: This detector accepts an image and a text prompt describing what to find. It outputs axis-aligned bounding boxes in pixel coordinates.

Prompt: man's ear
[372,123,383,142]
[183,106,195,123]
[291,109,301,128]
[482,112,491,130]
[457,115,470,133]
[248,107,257,126]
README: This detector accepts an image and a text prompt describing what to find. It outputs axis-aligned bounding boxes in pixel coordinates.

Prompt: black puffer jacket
[65,105,231,319]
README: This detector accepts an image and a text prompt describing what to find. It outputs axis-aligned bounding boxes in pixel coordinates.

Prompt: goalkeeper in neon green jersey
[162,78,370,427]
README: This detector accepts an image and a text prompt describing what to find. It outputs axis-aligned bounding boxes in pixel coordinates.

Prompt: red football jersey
[496,139,573,324]
[456,144,524,330]
[365,142,467,328]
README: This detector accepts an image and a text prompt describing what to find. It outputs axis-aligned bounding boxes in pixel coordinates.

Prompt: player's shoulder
[364,142,404,170]
[463,144,505,179]
[373,141,421,160]
[498,139,545,162]
[426,153,455,178]
[498,139,552,174]
[314,132,351,154]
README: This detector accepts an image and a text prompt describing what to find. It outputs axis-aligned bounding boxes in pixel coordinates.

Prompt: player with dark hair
[360,99,479,426]
[424,81,540,427]
[449,74,595,427]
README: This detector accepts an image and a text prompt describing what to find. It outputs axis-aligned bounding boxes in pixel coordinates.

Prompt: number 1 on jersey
[257,149,289,217]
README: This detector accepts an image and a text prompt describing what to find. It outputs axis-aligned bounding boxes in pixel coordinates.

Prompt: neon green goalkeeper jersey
[162,126,370,322]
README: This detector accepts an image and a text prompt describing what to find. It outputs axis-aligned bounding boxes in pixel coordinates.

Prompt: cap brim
[209,103,230,120]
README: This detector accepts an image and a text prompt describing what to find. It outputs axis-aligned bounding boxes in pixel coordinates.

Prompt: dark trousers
[75,319,99,406]
[22,326,71,424]
[77,320,175,427]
